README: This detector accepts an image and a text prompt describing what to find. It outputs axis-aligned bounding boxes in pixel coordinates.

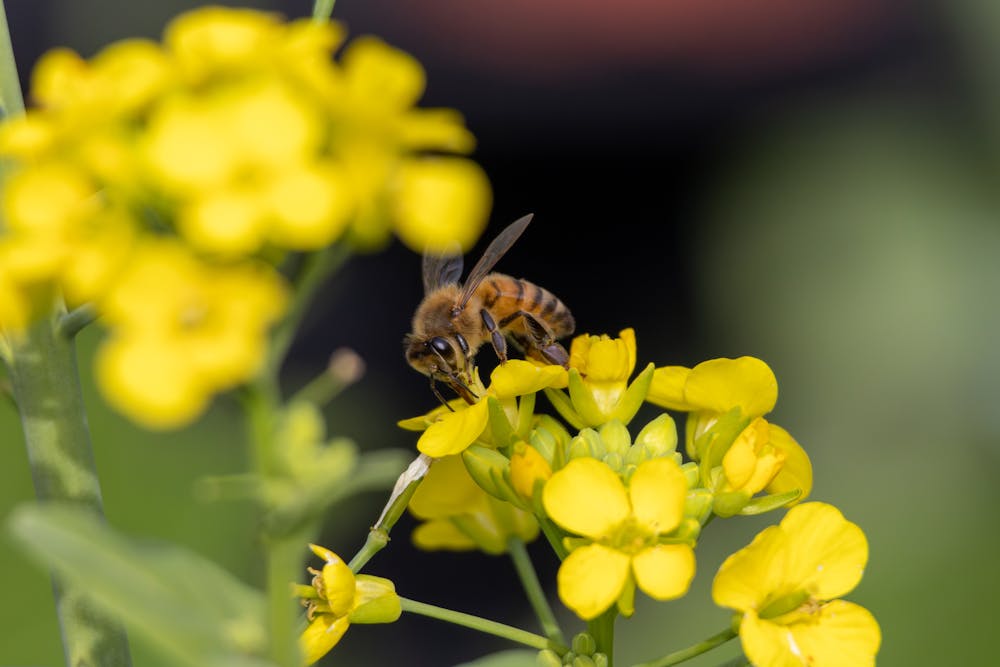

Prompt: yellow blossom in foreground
[296,544,401,665]
[542,457,695,620]
[713,502,881,667]
[408,454,538,553]
[94,240,287,428]
[404,360,566,458]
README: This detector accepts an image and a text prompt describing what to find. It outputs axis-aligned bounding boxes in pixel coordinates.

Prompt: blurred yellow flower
[408,454,538,554]
[297,544,401,665]
[95,240,287,429]
[542,457,695,620]
[713,502,881,667]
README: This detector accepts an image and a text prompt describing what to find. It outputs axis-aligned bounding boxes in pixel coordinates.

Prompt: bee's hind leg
[503,311,569,367]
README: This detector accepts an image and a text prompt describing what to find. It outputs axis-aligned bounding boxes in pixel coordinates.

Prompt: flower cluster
[0,6,491,427]
[388,328,879,665]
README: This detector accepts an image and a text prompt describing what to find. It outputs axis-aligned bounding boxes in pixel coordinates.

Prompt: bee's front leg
[480,309,508,363]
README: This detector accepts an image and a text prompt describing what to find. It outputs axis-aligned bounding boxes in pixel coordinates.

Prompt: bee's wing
[458,213,534,307]
[422,245,464,294]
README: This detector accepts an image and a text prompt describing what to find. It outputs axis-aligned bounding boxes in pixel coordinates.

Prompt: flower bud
[348,574,402,624]
[572,632,597,656]
[510,441,552,501]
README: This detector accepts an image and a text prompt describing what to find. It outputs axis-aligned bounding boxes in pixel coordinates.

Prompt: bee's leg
[499,311,569,367]
[480,309,509,363]
[429,376,455,410]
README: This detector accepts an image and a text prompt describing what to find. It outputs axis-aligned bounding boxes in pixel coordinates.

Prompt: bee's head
[404,334,465,378]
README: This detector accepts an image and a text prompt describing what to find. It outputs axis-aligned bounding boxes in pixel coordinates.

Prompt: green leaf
[8,503,268,667]
[453,649,539,667]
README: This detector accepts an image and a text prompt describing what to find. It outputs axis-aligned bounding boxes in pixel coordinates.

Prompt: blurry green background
[3,0,999,665]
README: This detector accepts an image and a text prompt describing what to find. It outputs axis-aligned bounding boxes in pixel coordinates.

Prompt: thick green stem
[399,597,565,653]
[6,317,133,667]
[629,627,738,667]
[507,538,565,645]
[312,0,337,22]
[587,606,617,666]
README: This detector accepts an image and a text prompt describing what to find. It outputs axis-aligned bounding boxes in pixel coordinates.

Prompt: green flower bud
[681,461,700,488]
[593,654,609,667]
[571,632,597,656]
[713,489,752,518]
[536,649,564,667]
[348,575,401,624]
[568,428,603,460]
[599,420,631,456]
[572,656,596,667]
[684,488,713,524]
[462,444,515,501]
[633,413,678,456]
[601,451,624,473]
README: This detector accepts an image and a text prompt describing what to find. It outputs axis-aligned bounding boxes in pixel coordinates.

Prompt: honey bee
[404,213,575,405]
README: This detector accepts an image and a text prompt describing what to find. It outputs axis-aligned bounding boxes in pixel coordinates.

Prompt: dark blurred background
[2,1,999,665]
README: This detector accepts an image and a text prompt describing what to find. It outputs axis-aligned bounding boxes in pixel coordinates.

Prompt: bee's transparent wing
[458,213,533,307]
[422,244,464,294]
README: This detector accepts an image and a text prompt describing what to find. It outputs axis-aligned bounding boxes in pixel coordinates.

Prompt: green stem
[629,627,738,667]
[269,243,349,380]
[349,454,431,572]
[0,0,25,120]
[312,0,337,22]
[507,538,565,645]
[6,316,133,666]
[57,304,98,339]
[399,597,565,653]
[243,380,303,667]
[587,606,617,666]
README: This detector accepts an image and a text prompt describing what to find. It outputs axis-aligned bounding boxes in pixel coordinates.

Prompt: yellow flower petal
[739,610,804,667]
[320,557,356,617]
[392,157,492,254]
[411,519,477,551]
[684,357,778,417]
[408,455,485,518]
[628,458,686,534]
[781,503,868,600]
[489,359,564,397]
[557,543,631,620]
[789,599,881,667]
[632,544,696,601]
[341,36,426,111]
[712,525,789,613]
[416,400,489,457]
[301,614,350,665]
[543,458,630,539]
[646,366,692,411]
[766,425,813,504]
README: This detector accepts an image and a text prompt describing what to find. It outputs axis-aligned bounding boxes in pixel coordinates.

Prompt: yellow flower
[542,457,695,620]
[95,240,287,428]
[327,36,491,253]
[297,544,401,665]
[408,454,538,553]
[408,359,566,458]
[552,328,654,428]
[647,357,812,505]
[713,502,881,667]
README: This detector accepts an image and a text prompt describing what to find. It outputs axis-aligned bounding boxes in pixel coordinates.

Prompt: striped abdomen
[474,273,575,339]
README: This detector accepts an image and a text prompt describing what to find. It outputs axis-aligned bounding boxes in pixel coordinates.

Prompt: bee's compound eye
[429,337,452,356]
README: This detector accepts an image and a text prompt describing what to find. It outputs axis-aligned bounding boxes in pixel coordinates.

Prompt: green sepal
[452,513,509,554]
[536,649,565,667]
[543,387,586,430]
[463,443,513,500]
[601,451,624,473]
[488,396,517,451]
[348,575,401,624]
[566,368,604,427]
[680,461,700,488]
[697,408,750,488]
[530,423,560,469]
[615,577,637,618]
[516,391,535,437]
[713,490,751,518]
[670,517,702,543]
[738,488,803,516]
[608,362,655,425]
